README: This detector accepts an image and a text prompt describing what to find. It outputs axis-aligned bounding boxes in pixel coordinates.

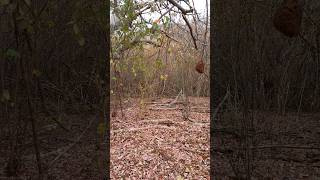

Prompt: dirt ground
[212,110,320,179]
[110,97,210,179]
[2,96,319,179]
[0,97,210,180]
[0,112,107,180]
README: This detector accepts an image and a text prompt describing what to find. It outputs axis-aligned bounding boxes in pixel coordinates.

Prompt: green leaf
[5,49,20,58]
[77,36,85,46]
[72,23,85,46]
[97,122,106,136]
[0,0,10,6]
[47,20,55,28]
[32,69,41,77]
[26,24,34,34]
[155,59,163,69]
[164,16,170,28]
[2,89,10,101]
[165,16,169,23]
[73,23,80,35]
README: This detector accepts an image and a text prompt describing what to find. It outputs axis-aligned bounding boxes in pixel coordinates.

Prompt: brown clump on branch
[195,60,204,74]
[273,0,303,37]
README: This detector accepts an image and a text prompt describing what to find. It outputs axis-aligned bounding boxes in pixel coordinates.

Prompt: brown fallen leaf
[111,111,117,117]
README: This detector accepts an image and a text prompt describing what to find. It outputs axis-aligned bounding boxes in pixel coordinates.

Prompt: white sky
[188,0,210,17]
[110,0,210,26]
[146,0,210,21]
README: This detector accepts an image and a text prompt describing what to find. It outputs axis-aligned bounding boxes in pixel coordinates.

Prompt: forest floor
[110,97,210,179]
[213,109,320,179]
[2,96,319,179]
[0,111,107,179]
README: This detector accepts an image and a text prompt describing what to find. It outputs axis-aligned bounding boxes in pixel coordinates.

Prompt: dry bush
[111,42,209,99]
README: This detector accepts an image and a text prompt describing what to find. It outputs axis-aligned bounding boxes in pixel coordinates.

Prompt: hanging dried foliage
[273,0,303,37]
[195,60,204,74]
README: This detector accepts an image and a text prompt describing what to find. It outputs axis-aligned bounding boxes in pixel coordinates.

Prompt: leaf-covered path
[110,97,210,179]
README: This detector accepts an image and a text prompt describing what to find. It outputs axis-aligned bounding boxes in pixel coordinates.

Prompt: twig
[212,91,230,120]
[182,14,198,50]
[139,118,208,126]
[132,39,161,47]
[47,116,95,169]
[251,145,320,150]
[202,0,209,56]
[111,125,177,133]
[187,118,209,125]
[149,107,182,111]
[23,146,70,160]
[169,89,183,106]
[212,145,320,152]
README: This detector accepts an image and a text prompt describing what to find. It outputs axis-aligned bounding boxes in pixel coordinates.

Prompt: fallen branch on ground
[46,115,96,169]
[252,145,320,150]
[111,125,177,133]
[212,91,230,121]
[138,118,208,126]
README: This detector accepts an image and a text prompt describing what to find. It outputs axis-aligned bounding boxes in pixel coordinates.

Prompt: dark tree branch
[167,0,193,14]
[182,14,198,50]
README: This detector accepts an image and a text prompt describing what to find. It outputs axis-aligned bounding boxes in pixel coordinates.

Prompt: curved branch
[167,0,193,14]
[182,14,198,49]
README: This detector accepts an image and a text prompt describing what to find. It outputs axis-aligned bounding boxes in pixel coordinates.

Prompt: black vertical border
[105,0,111,179]
[210,0,216,179]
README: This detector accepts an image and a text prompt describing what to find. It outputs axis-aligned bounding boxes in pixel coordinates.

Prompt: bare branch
[182,14,198,49]
[167,0,193,14]
[132,39,161,47]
